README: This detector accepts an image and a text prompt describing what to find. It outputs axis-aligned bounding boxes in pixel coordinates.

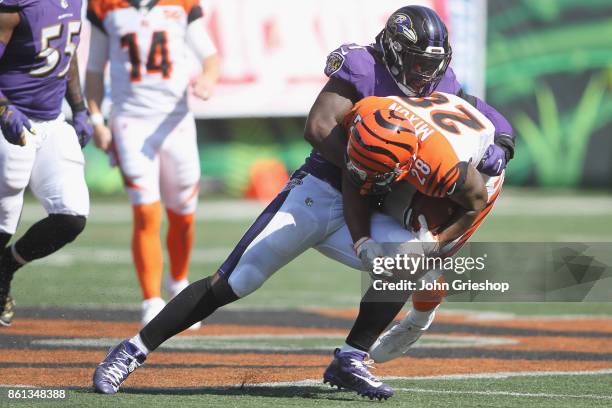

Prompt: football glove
[478,134,515,176]
[71,108,93,148]
[354,237,392,278]
[406,210,440,256]
[0,101,34,146]
[477,143,506,176]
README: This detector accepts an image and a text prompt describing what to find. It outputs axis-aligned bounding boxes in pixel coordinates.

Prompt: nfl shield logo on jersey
[61,0,69,9]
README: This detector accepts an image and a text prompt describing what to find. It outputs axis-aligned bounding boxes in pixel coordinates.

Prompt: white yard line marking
[248,369,612,387]
[34,247,232,266]
[383,368,612,380]
[0,384,39,388]
[438,309,612,321]
[395,387,612,400]
[18,195,612,224]
[32,334,516,351]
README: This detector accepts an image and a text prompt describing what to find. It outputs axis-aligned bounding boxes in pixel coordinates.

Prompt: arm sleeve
[186,19,217,62]
[86,24,109,73]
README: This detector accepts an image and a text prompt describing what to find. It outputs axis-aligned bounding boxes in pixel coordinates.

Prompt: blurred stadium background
[3,0,612,406]
[79,0,612,196]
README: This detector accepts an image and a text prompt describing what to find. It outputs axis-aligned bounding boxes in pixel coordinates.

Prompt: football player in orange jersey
[85,0,220,327]
[335,93,504,364]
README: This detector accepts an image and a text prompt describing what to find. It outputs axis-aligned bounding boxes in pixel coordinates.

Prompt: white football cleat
[165,278,201,331]
[369,308,437,363]
[165,277,189,300]
[140,297,166,328]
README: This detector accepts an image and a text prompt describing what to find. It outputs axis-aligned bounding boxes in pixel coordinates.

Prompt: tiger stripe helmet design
[346,97,418,195]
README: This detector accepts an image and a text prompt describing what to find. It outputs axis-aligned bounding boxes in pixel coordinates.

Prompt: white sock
[404,305,439,329]
[340,343,366,355]
[129,334,150,356]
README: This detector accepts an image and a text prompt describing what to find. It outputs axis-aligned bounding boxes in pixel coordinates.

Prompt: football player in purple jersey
[92,5,513,401]
[306,6,513,399]
[0,0,92,326]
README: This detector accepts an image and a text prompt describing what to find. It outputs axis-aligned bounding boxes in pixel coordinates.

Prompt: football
[407,191,460,233]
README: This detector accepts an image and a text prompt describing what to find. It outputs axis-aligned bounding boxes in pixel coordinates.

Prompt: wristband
[70,100,87,112]
[353,236,371,253]
[494,133,515,161]
[90,112,105,126]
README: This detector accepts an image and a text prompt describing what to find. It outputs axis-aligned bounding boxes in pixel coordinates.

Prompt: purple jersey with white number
[0,0,83,120]
[302,43,507,190]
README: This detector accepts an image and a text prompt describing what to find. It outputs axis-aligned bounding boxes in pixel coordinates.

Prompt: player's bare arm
[85,70,111,152]
[186,16,220,100]
[193,53,220,100]
[436,163,487,246]
[310,79,379,267]
[0,11,19,44]
[342,169,372,242]
[65,57,93,147]
[84,70,104,117]
[85,24,111,152]
[65,58,85,111]
[304,78,358,168]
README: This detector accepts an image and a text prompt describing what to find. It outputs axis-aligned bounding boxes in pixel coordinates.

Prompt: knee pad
[48,214,87,244]
[226,263,269,298]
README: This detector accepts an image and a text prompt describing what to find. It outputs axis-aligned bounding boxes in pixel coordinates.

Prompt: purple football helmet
[376,6,452,97]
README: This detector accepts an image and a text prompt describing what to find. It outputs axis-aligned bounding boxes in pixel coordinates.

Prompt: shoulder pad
[324,44,378,98]
[0,0,35,9]
[436,67,462,95]
[325,44,375,80]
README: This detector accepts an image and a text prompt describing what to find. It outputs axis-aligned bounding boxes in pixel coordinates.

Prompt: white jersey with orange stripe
[87,0,215,117]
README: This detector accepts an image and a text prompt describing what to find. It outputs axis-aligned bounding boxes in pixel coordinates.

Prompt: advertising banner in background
[192,0,486,118]
[85,1,612,193]
[82,0,487,194]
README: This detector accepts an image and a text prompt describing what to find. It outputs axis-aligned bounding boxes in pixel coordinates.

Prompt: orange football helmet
[346,101,418,195]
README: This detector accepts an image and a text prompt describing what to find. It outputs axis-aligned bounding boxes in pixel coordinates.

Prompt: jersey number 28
[121,31,173,82]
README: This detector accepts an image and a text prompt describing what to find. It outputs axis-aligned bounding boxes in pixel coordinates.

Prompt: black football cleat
[0,269,15,326]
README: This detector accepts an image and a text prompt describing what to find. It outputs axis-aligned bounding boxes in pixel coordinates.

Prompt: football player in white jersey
[85,0,219,326]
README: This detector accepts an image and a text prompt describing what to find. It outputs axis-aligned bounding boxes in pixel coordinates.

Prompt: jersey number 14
[121,31,173,82]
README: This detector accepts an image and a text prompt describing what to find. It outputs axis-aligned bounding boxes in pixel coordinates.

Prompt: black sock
[12,215,86,263]
[0,233,11,251]
[345,282,412,352]
[0,246,21,277]
[139,274,238,351]
[0,233,16,301]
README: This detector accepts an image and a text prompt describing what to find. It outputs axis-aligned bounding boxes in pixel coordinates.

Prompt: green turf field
[2,188,611,407]
[4,373,612,408]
